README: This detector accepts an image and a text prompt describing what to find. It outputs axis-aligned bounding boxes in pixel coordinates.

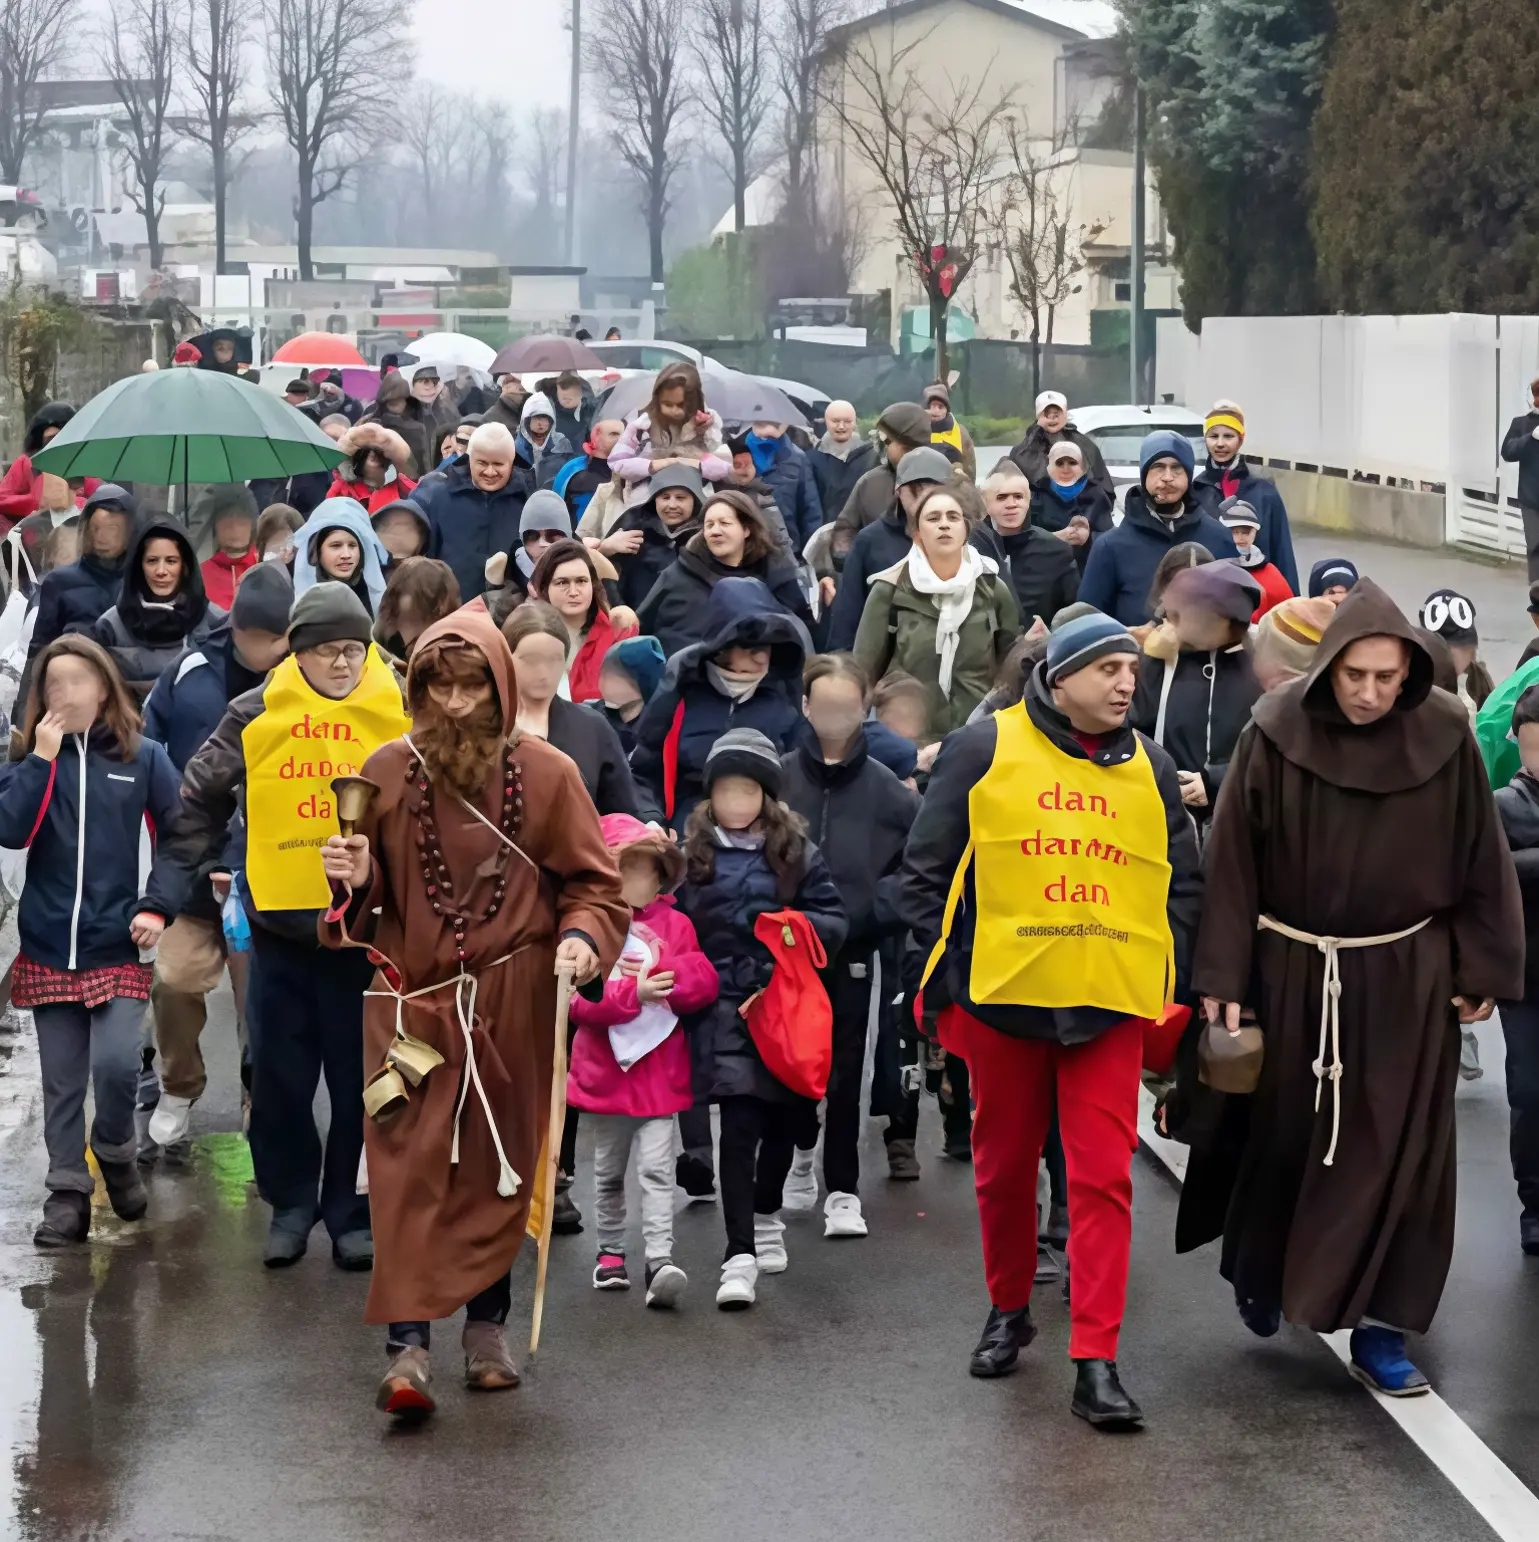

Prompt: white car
[1066,404,1207,508]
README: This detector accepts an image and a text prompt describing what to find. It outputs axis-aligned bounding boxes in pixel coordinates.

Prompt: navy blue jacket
[635,538,812,661]
[0,728,182,971]
[1077,489,1236,626]
[143,626,267,773]
[27,553,128,661]
[750,435,823,551]
[1193,461,1298,592]
[415,458,534,603]
[679,838,847,1101]
[809,440,879,528]
[630,577,811,831]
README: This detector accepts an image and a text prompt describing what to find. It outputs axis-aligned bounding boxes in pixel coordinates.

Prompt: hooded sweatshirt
[26,484,141,663]
[517,392,575,471]
[92,518,224,699]
[291,497,390,615]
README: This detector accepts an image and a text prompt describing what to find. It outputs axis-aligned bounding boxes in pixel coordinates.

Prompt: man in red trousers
[900,612,1202,1429]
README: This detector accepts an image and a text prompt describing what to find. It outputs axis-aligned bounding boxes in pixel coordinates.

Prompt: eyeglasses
[306,642,367,666]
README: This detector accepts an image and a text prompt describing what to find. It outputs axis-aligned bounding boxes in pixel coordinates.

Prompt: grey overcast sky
[412,2,572,112]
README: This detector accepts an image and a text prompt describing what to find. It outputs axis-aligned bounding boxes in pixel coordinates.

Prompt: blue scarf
[745,431,779,475]
[1048,475,1087,503]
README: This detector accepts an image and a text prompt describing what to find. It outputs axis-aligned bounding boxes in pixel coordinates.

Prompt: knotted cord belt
[1256,914,1433,1168]
[365,947,528,1198]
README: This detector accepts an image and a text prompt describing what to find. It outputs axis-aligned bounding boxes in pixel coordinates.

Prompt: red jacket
[323,473,418,514]
[567,607,638,704]
[201,548,258,611]
[566,896,719,1118]
[0,456,100,532]
[1248,559,1293,620]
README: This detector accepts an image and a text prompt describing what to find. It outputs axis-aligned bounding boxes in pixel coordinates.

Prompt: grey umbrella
[596,367,810,430]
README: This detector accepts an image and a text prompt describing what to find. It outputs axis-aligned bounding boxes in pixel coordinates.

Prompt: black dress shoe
[1521,1214,1539,1257]
[968,1306,1035,1378]
[1071,1359,1144,1429]
[1236,1295,1281,1337]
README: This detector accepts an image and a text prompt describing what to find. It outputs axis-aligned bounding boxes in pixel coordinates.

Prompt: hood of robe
[406,604,517,738]
[1251,576,1468,793]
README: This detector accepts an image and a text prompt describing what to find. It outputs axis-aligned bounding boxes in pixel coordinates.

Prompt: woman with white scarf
[853,487,1021,739]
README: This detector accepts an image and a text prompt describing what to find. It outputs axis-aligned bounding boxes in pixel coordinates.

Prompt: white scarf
[905,543,996,696]
[705,661,763,702]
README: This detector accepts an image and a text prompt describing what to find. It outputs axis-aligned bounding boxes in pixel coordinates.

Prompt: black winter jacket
[1007,423,1114,494]
[1027,481,1116,573]
[1496,770,1539,998]
[899,667,1203,1044]
[809,440,879,529]
[635,537,811,661]
[1502,413,1539,510]
[544,697,641,817]
[0,726,182,971]
[610,492,704,614]
[972,520,1080,630]
[780,738,920,947]
[1128,643,1261,810]
[679,837,847,1102]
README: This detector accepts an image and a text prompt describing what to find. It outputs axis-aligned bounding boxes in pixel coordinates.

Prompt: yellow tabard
[242,647,410,912]
[924,702,1175,1018]
[931,419,964,457]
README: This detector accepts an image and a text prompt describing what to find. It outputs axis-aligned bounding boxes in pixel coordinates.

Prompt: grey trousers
[35,996,146,1195]
[589,1113,677,1263]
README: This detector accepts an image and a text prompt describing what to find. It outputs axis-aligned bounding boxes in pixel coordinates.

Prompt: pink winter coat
[608,409,731,503]
[567,895,719,1117]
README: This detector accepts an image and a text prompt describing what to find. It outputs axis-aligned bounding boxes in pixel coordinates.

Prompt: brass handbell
[332,774,381,837]
[364,1064,409,1122]
[386,1032,445,1087]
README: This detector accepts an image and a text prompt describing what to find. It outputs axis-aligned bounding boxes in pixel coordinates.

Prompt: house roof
[829,0,1117,46]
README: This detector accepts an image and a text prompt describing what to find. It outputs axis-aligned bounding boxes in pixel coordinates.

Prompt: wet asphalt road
[0,537,1530,1542]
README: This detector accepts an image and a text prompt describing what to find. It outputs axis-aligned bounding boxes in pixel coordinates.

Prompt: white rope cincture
[1256,914,1433,1167]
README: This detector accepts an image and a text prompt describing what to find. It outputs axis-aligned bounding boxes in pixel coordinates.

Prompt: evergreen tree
[1313,0,1539,312]
[1122,0,1330,326]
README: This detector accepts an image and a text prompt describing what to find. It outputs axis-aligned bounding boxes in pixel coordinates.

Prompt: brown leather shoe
[376,1346,435,1419]
[462,1321,520,1391]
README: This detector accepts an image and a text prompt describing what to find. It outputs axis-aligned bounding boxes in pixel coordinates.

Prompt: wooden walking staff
[530,960,577,1355]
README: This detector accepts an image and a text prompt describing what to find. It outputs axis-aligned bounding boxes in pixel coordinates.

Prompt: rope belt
[365,947,527,1198]
[1256,914,1433,1168]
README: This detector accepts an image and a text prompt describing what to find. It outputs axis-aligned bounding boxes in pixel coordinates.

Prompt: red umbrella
[489,334,605,375]
[272,331,367,367]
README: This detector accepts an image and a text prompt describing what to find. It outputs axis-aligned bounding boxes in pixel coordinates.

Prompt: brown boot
[462,1321,520,1391]
[375,1346,435,1419]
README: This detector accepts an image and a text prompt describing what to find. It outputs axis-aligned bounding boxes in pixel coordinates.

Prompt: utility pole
[564,0,582,266]
[1129,85,1146,406]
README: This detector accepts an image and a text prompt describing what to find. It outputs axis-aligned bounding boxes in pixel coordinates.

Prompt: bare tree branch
[0,0,80,185]
[182,0,255,273]
[697,0,767,233]
[773,0,843,216]
[400,81,452,223]
[261,0,410,278]
[821,26,1014,376]
[584,0,690,283]
[102,0,179,271]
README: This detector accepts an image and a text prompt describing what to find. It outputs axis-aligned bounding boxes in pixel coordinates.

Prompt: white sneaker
[147,1093,195,1148]
[754,1213,788,1273]
[716,1253,758,1309]
[782,1148,818,1211]
[823,1191,868,1238]
[646,1260,688,1309]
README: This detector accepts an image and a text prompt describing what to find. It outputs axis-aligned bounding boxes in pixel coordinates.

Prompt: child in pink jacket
[568,813,719,1307]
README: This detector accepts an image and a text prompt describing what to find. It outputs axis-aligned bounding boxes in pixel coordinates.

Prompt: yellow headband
[1205,412,1245,437]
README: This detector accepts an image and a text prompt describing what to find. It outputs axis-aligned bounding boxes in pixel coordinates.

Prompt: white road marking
[1137,1085,1539,1542]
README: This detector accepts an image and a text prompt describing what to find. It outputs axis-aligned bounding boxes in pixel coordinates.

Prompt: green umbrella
[31,368,346,483]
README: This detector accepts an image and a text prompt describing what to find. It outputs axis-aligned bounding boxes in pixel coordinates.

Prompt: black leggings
[387,1271,512,1352]
[718,1095,805,1260]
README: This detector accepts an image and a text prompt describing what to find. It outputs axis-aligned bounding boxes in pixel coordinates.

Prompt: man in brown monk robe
[320,606,627,1420]
[1182,578,1522,1397]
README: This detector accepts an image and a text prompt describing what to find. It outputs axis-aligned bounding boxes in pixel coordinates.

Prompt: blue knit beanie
[602,634,666,703]
[1044,611,1140,686]
[1139,429,1196,484]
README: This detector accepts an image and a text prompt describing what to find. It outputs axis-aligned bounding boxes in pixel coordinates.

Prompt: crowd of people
[0,362,1531,1436]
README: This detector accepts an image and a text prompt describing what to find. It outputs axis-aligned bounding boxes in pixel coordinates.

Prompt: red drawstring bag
[739,909,833,1099]
[1141,1003,1192,1077]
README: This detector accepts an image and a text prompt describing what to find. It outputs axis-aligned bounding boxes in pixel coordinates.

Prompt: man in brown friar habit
[1178,579,1522,1397]
[321,606,627,1419]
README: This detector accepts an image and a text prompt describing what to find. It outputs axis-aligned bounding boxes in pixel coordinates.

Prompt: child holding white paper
[566,813,719,1306]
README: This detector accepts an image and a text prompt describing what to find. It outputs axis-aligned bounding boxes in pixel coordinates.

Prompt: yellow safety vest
[922,702,1175,1018]
[931,418,964,457]
[242,647,411,912]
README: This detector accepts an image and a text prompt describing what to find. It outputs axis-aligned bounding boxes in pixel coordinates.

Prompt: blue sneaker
[1348,1327,1431,1397]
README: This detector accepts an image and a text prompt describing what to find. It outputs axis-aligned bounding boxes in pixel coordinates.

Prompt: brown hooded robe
[322,607,626,1325]
[1179,579,1522,1333]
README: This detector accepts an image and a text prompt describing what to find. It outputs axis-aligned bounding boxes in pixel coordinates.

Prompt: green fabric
[31,368,345,484]
[1476,655,1539,787]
